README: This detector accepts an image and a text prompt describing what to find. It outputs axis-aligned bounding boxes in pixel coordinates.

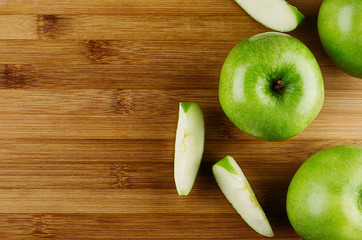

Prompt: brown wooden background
[0,0,360,239]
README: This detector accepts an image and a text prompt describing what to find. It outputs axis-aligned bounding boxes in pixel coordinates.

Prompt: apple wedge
[234,0,304,32]
[174,102,205,196]
[212,156,274,237]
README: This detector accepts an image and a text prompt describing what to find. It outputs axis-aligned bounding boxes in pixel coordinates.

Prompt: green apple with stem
[174,102,204,196]
[219,32,324,141]
[213,156,274,237]
[318,0,362,78]
[234,0,304,32]
[287,145,362,240]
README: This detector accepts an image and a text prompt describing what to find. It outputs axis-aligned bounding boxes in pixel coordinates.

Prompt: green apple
[174,102,205,196]
[219,32,324,141]
[234,0,304,32]
[318,0,362,78]
[213,156,274,237]
[287,145,362,240]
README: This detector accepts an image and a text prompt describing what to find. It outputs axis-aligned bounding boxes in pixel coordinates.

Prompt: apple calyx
[273,80,285,91]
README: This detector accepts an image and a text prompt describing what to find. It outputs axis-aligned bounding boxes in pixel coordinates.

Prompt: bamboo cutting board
[0,0,360,239]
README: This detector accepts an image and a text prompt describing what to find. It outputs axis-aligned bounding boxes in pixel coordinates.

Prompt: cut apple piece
[174,102,205,196]
[234,0,304,32]
[212,156,274,237]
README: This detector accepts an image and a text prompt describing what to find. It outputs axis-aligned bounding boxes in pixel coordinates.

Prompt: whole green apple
[286,145,362,240]
[318,0,362,78]
[219,32,324,141]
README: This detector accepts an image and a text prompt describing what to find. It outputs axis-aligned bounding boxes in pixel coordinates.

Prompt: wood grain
[0,0,360,239]
[0,0,322,15]
[0,213,300,239]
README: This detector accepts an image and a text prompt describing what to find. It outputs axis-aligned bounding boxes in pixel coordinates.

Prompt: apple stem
[274,80,285,91]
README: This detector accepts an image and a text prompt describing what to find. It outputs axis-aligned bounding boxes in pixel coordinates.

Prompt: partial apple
[213,156,274,237]
[318,0,362,78]
[174,102,205,196]
[219,32,324,141]
[234,0,304,32]
[287,145,362,240]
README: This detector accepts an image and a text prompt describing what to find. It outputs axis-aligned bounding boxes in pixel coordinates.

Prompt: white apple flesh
[213,156,274,237]
[234,0,304,32]
[174,102,205,196]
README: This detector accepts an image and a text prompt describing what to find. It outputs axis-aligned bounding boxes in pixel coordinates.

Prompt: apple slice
[212,156,274,237]
[234,0,304,32]
[174,102,205,196]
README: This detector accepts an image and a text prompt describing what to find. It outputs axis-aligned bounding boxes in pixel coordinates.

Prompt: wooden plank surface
[0,0,360,239]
